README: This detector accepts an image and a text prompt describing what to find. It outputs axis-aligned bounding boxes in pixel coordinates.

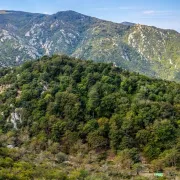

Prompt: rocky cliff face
[0,10,180,81]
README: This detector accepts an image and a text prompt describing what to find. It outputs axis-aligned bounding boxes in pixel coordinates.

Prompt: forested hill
[0,55,180,179]
[0,10,180,82]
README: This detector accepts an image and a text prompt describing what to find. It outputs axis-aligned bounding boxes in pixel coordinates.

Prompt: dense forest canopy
[0,55,179,179]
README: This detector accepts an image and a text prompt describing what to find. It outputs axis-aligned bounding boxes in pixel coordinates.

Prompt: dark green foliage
[0,55,180,178]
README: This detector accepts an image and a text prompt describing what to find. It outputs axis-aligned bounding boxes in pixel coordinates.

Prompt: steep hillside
[0,10,180,82]
[0,55,179,179]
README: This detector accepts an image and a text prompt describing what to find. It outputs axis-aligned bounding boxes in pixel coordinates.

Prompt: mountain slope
[0,55,180,179]
[0,10,180,82]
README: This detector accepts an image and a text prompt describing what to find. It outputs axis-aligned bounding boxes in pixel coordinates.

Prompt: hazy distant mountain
[0,10,180,81]
[121,22,135,26]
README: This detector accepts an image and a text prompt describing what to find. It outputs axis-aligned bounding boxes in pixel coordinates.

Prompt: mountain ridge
[0,10,180,82]
[1,10,179,32]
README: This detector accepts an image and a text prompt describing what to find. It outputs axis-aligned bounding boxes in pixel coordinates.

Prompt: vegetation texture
[0,10,180,82]
[0,55,180,179]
